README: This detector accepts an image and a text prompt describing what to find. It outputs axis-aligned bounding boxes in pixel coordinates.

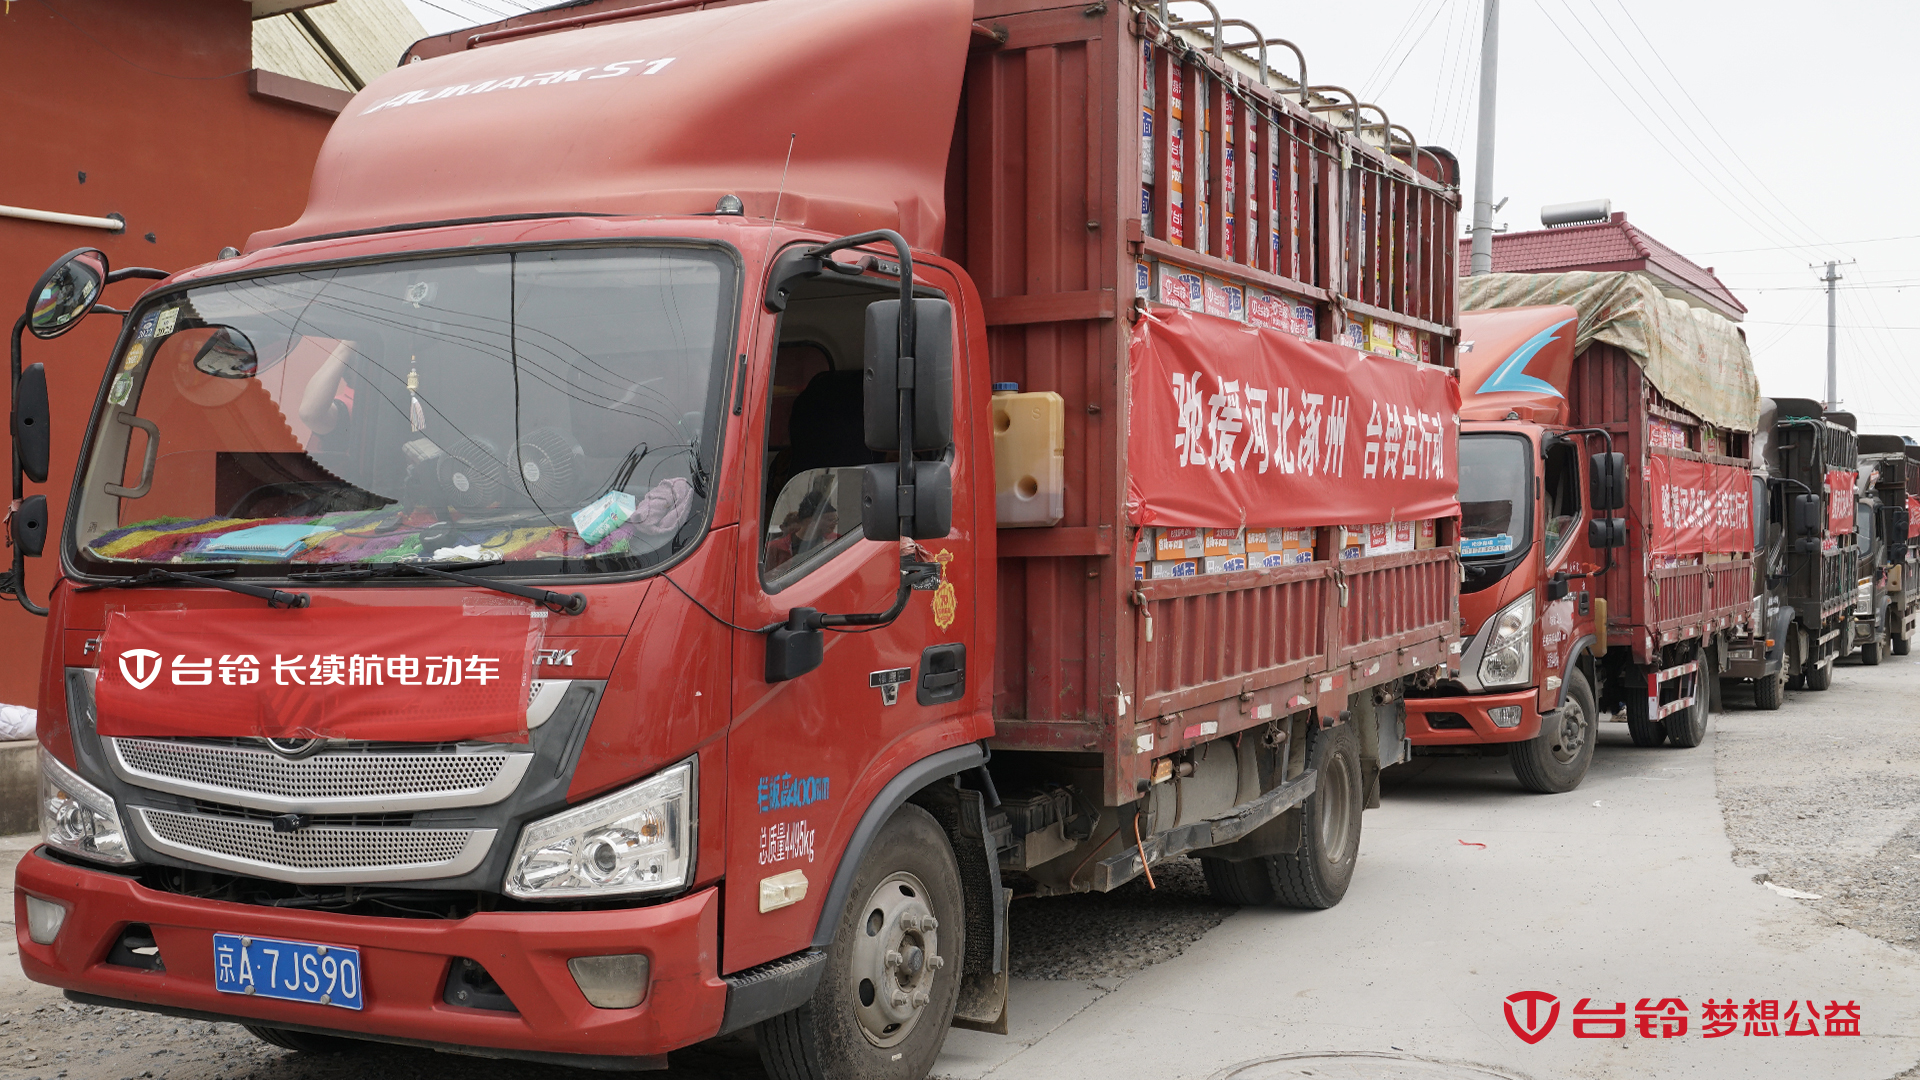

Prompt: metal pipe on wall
[0,205,124,231]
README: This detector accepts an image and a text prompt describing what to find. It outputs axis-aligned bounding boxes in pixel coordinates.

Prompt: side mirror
[11,495,47,558]
[26,248,108,339]
[1792,493,1823,540]
[765,607,824,683]
[1589,451,1626,511]
[861,461,953,541]
[864,298,954,453]
[1546,572,1570,601]
[1588,517,1627,549]
[191,326,259,379]
[12,363,50,484]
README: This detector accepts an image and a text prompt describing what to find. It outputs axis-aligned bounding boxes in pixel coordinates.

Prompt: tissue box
[572,490,636,544]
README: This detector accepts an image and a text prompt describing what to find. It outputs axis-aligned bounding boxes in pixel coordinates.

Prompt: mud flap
[914,781,1011,1032]
[951,887,1012,1033]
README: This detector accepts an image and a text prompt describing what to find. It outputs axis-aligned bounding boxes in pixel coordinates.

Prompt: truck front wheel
[758,804,963,1080]
[1509,670,1597,793]
[1895,635,1911,656]
[1862,636,1884,666]
[1753,669,1785,710]
[1201,722,1363,909]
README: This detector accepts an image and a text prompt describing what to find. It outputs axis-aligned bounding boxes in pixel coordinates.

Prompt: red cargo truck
[1405,277,1761,792]
[6,1,1460,1076]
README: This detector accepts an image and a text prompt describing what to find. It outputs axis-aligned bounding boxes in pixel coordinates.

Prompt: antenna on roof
[771,133,797,224]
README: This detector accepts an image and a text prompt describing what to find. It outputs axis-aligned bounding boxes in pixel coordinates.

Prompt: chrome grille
[133,807,493,884]
[108,738,530,814]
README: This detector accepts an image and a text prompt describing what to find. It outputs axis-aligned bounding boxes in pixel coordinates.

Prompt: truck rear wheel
[1623,673,1665,747]
[1509,670,1596,793]
[1665,650,1711,748]
[1199,721,1362,909]
[1753,669,1785,710]
[758,804,962,1080]
[1805,659,1833,691]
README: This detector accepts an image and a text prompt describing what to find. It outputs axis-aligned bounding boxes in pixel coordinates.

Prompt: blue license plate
[212,933,363,1010]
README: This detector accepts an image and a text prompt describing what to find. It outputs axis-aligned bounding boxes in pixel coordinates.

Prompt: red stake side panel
[955,3,1462,804]
[1569,343,1756,662]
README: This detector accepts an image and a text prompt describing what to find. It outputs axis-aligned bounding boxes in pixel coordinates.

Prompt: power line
[1369,0,1455,101]
[1686,233,1920,258]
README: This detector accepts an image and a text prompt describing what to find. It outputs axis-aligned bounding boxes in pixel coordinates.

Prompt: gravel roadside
[1715,649,1920,958]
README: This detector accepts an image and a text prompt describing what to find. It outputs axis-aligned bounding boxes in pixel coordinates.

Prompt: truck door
[1539,436,1587,681]
[724,261,979,974]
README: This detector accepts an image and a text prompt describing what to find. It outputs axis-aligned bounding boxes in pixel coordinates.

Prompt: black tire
[1200,722,1363,910]
[1509,670,1597,793]
[758,804,963,1080]
[242,1026,363,1054]
[1753,669,1785,711]
[1862,639,1883,666]
[1623,671,1665,747]
[1665,649,1711,749]
[1805,658,1833,691]
[1894,636,1911,656]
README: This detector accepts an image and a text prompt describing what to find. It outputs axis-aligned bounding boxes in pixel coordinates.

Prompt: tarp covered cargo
[1459,271,1760,433]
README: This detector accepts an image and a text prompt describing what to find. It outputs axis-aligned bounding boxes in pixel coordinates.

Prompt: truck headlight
[1478,593,1535,690]
[505,758,694,900]
[39,747,134,866]
[1855,578,1873,615]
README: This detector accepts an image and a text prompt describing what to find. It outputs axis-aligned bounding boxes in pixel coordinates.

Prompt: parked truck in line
[5,2,1463,1076]
[1720,398,1789,709]
[1765,398,1859,691]
[1854,434,1918,660]
[1403,273,1762,792]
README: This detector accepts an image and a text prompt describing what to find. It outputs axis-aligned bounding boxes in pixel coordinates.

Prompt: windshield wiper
[77,568,310,609]
[290,561,587,615]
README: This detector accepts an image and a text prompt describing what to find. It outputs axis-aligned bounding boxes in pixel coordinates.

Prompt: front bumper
[15,848,726,1065]
[1405,689,1541,745]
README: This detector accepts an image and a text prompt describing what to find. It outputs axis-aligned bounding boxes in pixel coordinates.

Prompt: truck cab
[1405,305,1625,793]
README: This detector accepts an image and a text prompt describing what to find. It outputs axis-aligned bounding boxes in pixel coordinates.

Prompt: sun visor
[249,0,975,252]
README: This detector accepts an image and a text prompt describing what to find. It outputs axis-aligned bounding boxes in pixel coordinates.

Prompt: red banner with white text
[1909,496,1920,540]
[1126,308,1461,528]
[1647,454,1754,556]
[94,606,541,743]
[1827,469,1857,536]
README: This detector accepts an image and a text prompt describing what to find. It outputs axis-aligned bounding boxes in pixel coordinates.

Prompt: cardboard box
[1255,551,1290,569]
[1150,559,1199,579]
[1204,528,1246,557]
[1416,518,1437,550]
[1154,527,1204,560]
[1134,561,1148,582]
[1338,525,1367,560]
[1133,528,1154,563]
[1204,554,1249,575]
[1395,520,1415,551]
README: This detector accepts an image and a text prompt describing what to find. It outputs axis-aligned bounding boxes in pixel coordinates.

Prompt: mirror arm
[105,267,168,284]
[9,315,24,503]
[6,315,46,617]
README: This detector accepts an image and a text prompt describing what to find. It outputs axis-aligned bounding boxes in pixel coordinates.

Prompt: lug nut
[911,989,930,1008]
[884,950,902,969]
[890,990,910,1008]
[900,914,920,932]
[928,955,945,970]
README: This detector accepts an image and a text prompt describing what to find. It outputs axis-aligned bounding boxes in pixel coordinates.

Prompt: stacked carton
[1136,521,1437,579]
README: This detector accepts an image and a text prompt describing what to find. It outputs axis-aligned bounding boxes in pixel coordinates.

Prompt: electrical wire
[1132,809,1157,889]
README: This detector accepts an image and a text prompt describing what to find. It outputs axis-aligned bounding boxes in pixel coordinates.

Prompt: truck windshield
[1457,433,1531,559]
[72,245,736,578]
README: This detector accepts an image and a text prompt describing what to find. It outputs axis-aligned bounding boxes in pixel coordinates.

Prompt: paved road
[1,653,1916,1080]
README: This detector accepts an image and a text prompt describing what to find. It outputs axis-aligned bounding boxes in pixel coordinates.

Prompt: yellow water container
[991,383,1065,528]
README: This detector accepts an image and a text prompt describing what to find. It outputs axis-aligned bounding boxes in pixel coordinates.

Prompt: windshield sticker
[134,312,158,340]
[359,58,678,116]
[758,773,830,814]
[152,307,180,338]
[107,373,134,407]
[120,342,145,371]
[1460,534,1515,557]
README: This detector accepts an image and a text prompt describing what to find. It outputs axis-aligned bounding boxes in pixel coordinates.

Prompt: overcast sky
[407,0,1920,440]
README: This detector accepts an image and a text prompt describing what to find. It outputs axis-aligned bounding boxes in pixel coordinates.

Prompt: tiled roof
[1456,212,1747,319]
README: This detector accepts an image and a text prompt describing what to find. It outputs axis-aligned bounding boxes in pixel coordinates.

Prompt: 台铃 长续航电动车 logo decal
[118,649,163,690]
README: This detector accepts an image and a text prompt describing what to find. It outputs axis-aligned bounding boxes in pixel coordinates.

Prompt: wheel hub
[848,871,942,1048]
[1551,697,1588,764]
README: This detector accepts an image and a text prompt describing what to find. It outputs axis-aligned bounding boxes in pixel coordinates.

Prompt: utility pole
[1468,0,1499,276]
[1816,260,1849,410]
